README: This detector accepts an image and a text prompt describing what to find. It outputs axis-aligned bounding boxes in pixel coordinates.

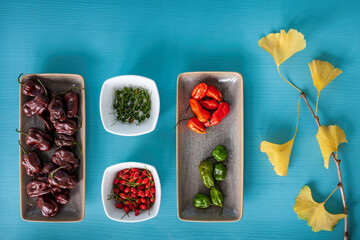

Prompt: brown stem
[301,92,349,240]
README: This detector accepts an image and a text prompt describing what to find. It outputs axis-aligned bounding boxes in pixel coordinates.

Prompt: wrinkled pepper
[212,145,228,162]
[214,163,227,181]
[187,117,206,134]
[204,101,230,127]
[200,99,218,110]
[21,149,42,177]
[52,148,79,171]
[198,159,215,188]
[51,117,77,136]
[22,95,48,117]
[64,92,79,118]
[210,185,224,208]
[206,85,223,102]
[189,98,210,123]
[18,128,53,151]
[55,134,76,147]
[48,92,66,121]
[191,83,208,100]
[20,78,47,97]
[193,193,213,208]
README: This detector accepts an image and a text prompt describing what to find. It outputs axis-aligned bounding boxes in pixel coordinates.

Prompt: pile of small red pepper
[111,168,156,217]
[187,83,230,134]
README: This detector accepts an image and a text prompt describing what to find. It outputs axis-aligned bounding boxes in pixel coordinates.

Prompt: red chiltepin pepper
[204,101,230,127]
[187,117,206,134]
[191,83,208,100]
[200,99,218,110]
[206,85,223,102]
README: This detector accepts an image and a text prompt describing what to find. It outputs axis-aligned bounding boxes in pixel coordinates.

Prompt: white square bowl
[101,162,161,222]
[99,75,160,136]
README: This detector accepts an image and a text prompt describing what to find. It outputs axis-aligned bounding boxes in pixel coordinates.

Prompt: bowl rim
[99,75,160,136]
[101,162,161,222]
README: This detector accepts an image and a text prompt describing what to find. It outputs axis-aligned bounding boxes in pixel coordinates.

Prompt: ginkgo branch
[301,92,349,240]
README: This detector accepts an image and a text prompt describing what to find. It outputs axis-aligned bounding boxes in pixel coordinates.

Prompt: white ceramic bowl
[100,75,160,136]
[101,162,161,222]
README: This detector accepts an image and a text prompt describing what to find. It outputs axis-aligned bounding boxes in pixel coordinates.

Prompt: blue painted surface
[0,0,359,239]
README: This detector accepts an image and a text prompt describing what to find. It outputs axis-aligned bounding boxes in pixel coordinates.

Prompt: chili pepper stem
[18,140,27,154]
[18,73,24,84]
[26,193,33,206]
[219,207,223,216]
[49,166,66,178]
[173,118,189,131]
[52,87,84,100]
[16,128,28,135]
[73,141,82,161]
[75,116,82,131]
[36,79,48,98]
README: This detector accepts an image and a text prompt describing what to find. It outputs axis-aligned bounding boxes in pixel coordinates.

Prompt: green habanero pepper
[193,193,213,208]
[210,185,224,208]
[214,163,227,181]
[212,145,228,162]
[198,159,215,188]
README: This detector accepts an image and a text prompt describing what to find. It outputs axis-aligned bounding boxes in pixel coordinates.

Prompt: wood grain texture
[0,0,359,239]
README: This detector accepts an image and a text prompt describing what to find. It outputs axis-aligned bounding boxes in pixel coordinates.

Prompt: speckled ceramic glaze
[19,74,86,222]
[177,72,243,222]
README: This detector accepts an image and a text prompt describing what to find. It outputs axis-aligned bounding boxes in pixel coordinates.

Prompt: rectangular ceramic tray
[176,72,243,222]
[19,74,86,222]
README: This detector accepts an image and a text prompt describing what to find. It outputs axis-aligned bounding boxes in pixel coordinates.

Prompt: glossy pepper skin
[21,150,42,177]
[55,134,76,147]
[193,193,212,208]
[48,169,77,189]
[189,98,210,123]
[212,145,228,162]
[206,85,223,102]
[48,93,66,121]
[191,83,208,100]
[210,185,224,208]
[198,159,215,189]
[26,177,52,197]
[22,95,48,117]
[204,101,230,127]
[214,163,227,181]
[200,99,218,110]
[42,162,56,175]
[52,148,79,171]
[36,195,59,217]
[39,114,53,132]
[64,92,79,118]
[51,187,70,205]
[21,79,46,97]
[51,117,77,136]
[187,117,206,134]
[25,128,53,151]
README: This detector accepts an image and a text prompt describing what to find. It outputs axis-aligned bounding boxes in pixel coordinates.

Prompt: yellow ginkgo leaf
[309,60,342,93]
[260,139,294,176]
[258,29,306,67]
[316,125,347,169]
[294,185,347,232]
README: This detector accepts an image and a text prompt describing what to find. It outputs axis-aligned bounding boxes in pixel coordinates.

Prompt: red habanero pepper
[206,85,223,102]
[204,101,230,127]
[187,117,206,134]
[189,98,210,122]
[191,83,208,100]
[200,99,218,110]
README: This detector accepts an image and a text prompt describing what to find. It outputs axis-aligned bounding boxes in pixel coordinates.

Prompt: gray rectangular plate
[176,72,243,222]
[19,74,86,222]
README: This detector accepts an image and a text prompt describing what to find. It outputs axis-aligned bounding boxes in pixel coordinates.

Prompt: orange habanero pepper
[187,117,206,134]
[189,98,210,123]
[191,83,208,100]
[206,85,223,102]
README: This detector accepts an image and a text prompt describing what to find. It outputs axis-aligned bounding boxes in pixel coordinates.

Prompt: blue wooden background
[0,0,359,239]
